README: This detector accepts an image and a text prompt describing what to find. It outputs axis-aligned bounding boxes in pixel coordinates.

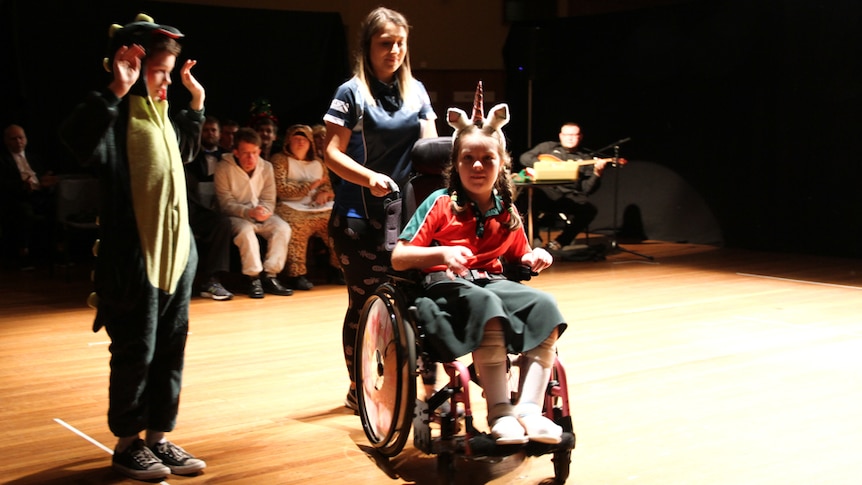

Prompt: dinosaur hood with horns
[103,13,184,98]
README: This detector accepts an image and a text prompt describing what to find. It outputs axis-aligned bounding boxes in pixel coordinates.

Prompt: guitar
[530,154,625,181]
[536,154,627,167]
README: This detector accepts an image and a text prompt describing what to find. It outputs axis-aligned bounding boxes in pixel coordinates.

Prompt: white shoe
[490,415,529,445]
[518,413,562,444]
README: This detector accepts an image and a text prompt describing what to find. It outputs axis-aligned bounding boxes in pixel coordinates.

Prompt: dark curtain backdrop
[1,0,349,172]
[505,0,862,258]
[4,0,860,258]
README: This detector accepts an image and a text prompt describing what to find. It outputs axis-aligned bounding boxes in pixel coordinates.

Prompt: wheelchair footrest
[426,428,575,460]
[524,431,576,456]
[467,433,528,458]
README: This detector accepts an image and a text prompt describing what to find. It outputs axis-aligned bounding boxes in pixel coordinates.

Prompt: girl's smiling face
[456,132,502,204]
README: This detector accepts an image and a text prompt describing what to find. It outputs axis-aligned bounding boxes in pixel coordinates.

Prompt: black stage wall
[1,0,349,173]
[3,0,860,258]
[505,0,862,258]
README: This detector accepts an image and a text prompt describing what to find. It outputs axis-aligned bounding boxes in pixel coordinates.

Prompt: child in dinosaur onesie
[60,14,207,481]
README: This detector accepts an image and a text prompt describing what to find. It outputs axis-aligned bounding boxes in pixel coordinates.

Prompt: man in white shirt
[214,127,293,298]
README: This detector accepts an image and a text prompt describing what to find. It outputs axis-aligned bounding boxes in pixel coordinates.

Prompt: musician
[518,122,607,250]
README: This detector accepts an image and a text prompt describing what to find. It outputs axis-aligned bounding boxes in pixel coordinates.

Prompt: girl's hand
[442,246,474,279]
[521,247,552,273]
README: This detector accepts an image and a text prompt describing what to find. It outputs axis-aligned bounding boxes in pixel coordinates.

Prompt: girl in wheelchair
[390,107,567,446]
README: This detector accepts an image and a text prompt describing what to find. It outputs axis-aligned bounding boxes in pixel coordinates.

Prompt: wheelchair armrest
[503,263,538,282]
[385,267,425,286]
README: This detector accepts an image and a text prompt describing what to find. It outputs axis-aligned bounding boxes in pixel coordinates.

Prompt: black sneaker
[248,278,265,298]
[149,440,206,475]
[261,275,293,296]
[200,280,234,301]
[112,439,170,480]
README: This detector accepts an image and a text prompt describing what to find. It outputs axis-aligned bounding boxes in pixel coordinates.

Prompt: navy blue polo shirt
[324,76,436,219]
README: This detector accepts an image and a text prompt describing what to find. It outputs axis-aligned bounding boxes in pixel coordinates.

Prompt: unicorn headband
[446,81,510,149]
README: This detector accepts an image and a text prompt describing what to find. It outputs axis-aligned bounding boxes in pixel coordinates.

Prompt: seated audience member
[253,117,279,161]
[311,124,326,161]
[248,99,280,160]
[391,106,565,445]
[1,123,59,269]
[184,115,234,300]
[271,124,340,290]
[218,118,239,151]
[214,127,293,298]
[518,122,607,250]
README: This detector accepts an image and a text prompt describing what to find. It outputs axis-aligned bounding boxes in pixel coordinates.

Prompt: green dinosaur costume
[59,13,204,443]
[127,93,190,293]
[104,14,190,293]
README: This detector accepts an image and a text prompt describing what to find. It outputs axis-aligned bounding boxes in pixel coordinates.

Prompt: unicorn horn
[471,81,484,127]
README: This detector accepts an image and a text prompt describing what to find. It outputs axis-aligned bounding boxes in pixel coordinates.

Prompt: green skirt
[412,277,567,362]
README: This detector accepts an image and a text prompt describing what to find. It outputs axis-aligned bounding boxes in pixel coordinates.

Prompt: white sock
[516,330,558,410]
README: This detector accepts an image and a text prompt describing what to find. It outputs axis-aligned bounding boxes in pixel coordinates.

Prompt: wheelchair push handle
[383,181,403,252]
[386,180,400,197]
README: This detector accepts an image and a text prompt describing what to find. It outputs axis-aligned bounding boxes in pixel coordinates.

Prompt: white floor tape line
[737,272,862,290]
[53,418,171,485]
[53,418,113,455]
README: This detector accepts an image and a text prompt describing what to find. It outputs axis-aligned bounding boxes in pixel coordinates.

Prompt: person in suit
[1,124,59,269]
[184,115,234,300]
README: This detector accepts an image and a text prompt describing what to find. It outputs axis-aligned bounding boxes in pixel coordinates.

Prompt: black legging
[328,213,391,392]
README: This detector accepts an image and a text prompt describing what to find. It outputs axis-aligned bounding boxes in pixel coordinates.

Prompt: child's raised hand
[180,59,205,110]
[109,44,146,98]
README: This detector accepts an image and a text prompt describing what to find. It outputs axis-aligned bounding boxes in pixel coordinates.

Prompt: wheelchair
[353,137,576,484]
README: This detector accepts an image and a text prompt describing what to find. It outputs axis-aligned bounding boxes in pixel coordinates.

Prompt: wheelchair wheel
[356,283,417,457]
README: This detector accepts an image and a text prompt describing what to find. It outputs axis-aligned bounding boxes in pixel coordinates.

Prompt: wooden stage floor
[1,241,861,484]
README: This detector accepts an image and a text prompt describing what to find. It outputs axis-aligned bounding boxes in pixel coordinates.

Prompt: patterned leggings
[276,206,339,277]
[328,213,392,390]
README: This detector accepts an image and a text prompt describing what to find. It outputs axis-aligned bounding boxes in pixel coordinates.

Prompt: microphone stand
[598,138,654,261]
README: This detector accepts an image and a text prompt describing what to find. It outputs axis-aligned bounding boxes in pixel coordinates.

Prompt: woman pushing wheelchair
[390,87,567,445]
